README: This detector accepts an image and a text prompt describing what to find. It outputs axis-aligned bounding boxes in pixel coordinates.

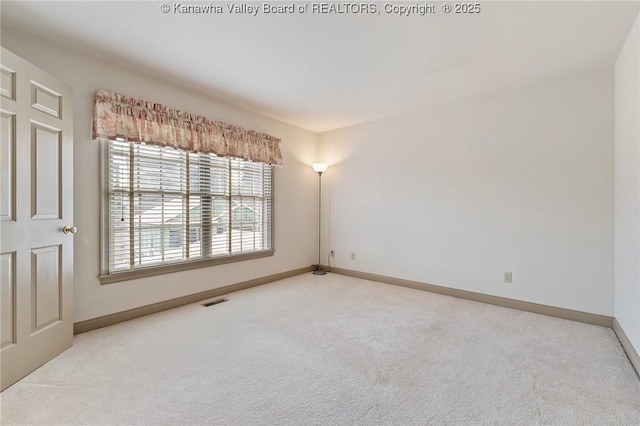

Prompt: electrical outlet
[330,250,335,257]
[503,272,512,283]
[351,252,356,260]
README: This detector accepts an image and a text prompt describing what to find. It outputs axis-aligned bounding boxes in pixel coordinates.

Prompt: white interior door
[0,47,74,391]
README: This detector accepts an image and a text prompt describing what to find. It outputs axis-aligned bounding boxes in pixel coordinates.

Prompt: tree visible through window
[104,140,273,275]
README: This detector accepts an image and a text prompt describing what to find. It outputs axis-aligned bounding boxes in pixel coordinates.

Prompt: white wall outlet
[351,252,356,260]
[504,272,513,283]
[330,250,335,257]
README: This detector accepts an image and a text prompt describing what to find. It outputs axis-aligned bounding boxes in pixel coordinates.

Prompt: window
[101,140,273,282]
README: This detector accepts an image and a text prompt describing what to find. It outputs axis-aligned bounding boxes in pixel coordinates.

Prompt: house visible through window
[103,140,273,277]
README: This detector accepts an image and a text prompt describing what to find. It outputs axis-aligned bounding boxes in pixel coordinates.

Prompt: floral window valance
[92,89,283,166]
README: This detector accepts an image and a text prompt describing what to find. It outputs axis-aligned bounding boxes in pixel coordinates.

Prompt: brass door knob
[62,225,77,234]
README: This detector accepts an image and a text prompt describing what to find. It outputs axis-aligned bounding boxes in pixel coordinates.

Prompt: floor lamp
[312,163,328,275]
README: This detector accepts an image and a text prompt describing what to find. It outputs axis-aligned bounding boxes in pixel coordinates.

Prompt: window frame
[98,140,275,285]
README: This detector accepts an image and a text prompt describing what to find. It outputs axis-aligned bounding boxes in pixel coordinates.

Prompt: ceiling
[2,1,638,132]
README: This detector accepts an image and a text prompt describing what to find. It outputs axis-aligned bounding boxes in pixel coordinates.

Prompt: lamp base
[313,268,327,276]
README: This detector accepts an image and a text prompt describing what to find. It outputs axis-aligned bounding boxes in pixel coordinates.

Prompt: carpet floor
[1,273,639,425]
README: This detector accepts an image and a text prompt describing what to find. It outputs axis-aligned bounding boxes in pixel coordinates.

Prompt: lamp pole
[312,163,328,275]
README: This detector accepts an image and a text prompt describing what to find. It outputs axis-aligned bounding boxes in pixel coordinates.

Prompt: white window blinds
[105,140,273,274]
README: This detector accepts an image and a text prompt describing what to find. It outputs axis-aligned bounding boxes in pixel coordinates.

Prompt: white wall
[614,15,640,353]
[319,68,615,315]
[2,28,319,323]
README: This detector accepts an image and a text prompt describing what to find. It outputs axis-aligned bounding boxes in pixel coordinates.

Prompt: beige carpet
[1,273,639,425]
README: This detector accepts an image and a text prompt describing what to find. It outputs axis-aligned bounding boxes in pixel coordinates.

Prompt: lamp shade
[312,163,328,173]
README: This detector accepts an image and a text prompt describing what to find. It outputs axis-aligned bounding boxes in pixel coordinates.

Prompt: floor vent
[202,298,229,307]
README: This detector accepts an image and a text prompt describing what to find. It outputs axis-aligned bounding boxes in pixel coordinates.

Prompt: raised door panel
[0,252,16,348]
[31,82,62,118]
[31,246,61,332]
[1,111,16,221]
[31,123,61,220]
[1,66,16,100]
